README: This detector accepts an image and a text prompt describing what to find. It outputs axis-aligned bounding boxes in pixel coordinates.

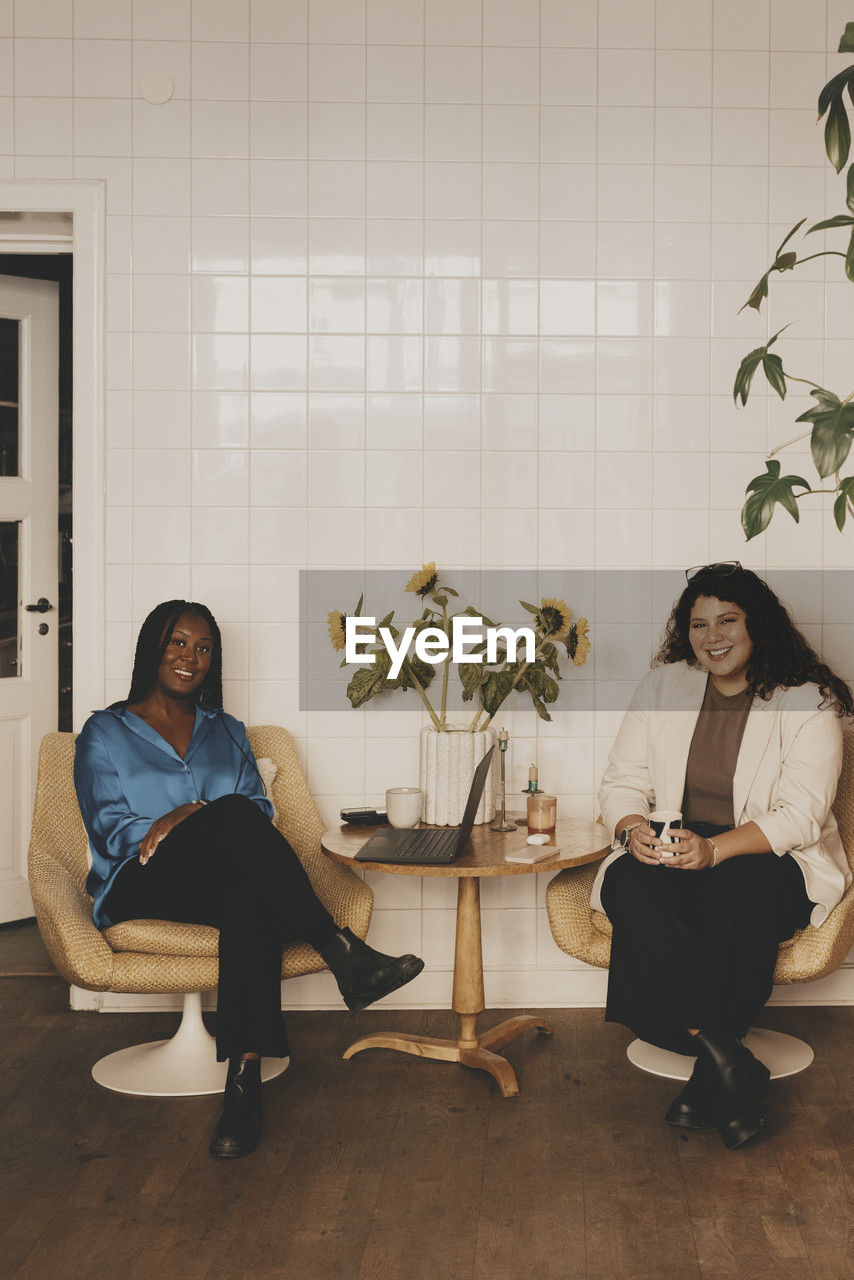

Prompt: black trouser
[600,828,814,1056]
[103,794,339,1062]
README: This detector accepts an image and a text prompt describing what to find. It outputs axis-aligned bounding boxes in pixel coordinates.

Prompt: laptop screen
[456,746,496,847]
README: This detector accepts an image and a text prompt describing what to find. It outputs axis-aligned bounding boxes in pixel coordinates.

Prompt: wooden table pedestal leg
[342,876,552,1098]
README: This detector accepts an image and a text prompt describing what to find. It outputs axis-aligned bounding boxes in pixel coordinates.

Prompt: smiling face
[687,595,754,694]
[156,611,214,701]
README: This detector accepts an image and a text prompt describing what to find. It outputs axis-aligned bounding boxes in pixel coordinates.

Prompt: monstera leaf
[733,329,788,406]
[833,477,854,530]
[739,222,804,313]
[741,460,812,540]
[818,66,854,170]
[795,390,854,478]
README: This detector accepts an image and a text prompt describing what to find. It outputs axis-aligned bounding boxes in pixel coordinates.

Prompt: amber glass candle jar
[526,792,557,833]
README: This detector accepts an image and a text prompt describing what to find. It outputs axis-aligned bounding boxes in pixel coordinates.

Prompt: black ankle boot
[318,927,425,1011]
[209,1057,263,1159]
[665,1052,717,1129]
[692,1030,770,1151]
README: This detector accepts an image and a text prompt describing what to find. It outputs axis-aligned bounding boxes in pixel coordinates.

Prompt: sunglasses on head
[684,560,742,583]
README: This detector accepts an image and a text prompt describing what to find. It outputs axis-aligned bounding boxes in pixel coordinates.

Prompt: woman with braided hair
[75,599,423,1159]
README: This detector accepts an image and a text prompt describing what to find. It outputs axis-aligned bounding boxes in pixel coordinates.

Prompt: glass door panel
[0,318,19,477]
[0,521,19,678]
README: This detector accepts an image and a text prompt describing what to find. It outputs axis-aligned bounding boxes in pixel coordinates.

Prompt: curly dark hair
[125,600,223,709]
[653,566,854,717]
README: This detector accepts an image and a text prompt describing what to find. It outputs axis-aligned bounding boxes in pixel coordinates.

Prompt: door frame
[0,180,106,729]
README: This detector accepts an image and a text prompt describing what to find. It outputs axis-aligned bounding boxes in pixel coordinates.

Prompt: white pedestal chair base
[627,1027,814,1082]
[91,992,290,1097]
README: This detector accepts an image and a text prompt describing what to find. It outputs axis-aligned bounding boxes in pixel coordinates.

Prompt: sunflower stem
[402,656,442,731]
[439,600,449,731]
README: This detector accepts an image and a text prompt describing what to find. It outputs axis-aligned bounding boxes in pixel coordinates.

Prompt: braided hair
[125,600,223,709]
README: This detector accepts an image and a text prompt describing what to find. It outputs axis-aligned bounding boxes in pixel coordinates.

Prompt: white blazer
[593,661,851,928]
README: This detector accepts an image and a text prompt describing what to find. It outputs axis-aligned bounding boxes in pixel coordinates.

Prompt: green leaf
[847,165,854,212]
[733,330,788,406]
[762,353,786,400]
[480,669,517,717]
[430,594,448,607]
[819,67,854,117]
[539,641,561,676]
[346,653,392,709]
[833,476,854,530]
[846,226,854,283]
[463,604,497,628]
[519,600,539,614]
[795,396,854,477]
[807,213,854,232]
[739,223,805,314]
[740,273,770,314]
[741,459,811,540]
[529,693,552,723]
[840,25,854,54]
[443,586,459,596]
[522,663,559,704]
[733,351,763,405]
[775,218,806,256]
[458,660,483,702]
[397,653,436,692]
[825,93,851,172]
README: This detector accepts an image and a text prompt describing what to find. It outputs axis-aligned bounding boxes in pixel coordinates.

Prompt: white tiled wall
[6,0,854,1007]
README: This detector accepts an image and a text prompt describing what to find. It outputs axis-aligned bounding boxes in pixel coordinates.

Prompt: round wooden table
[322,817,610,1098]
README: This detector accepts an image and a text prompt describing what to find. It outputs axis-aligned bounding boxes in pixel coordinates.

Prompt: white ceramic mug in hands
[386,787,423,829]
[649,809,682,857]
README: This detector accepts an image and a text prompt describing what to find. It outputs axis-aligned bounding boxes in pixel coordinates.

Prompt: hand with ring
[626,821,664,866]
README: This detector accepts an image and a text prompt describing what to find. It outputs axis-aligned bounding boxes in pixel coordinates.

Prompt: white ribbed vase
[419,726,497,827]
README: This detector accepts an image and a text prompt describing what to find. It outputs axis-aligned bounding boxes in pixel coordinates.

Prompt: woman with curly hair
[74,600,423,1159]
[594,563,852,1150]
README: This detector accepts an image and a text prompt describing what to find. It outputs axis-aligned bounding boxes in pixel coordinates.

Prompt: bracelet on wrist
[708,839,718,867]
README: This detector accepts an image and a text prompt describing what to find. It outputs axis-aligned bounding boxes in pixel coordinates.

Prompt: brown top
[321,816,610,877]
[681,676,753,829]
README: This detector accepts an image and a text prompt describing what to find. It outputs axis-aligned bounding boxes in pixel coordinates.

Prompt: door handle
[25,597,54,613]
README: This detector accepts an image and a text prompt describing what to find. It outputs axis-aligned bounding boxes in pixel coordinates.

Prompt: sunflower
[538,597,573,638]
[327,609,347,652]
[405,561,438,596]
[570,617,591,666]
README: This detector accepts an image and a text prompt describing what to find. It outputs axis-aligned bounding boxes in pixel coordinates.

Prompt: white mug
[649,809,682,856]
[386,787,423,829]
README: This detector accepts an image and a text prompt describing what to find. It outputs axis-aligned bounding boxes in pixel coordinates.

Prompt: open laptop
[356,746,496,865]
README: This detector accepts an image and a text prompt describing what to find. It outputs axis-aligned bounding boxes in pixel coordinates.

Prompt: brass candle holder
[491,728,517,833]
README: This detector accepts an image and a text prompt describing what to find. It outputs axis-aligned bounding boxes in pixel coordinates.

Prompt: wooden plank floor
[1,976,852,1280]
[0,918,57,976]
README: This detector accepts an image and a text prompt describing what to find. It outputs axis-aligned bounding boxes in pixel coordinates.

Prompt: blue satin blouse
[74,703,274,929]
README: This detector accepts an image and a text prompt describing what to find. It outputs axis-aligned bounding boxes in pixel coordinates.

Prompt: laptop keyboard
[383,828,459,861]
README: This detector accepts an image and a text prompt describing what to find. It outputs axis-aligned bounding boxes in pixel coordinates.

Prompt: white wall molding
[71,963,854,1014]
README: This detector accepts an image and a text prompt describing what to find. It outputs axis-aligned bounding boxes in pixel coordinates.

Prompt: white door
[0,274,59,923]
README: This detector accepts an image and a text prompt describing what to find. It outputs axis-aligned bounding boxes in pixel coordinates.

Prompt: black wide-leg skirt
[600,826,814,1054]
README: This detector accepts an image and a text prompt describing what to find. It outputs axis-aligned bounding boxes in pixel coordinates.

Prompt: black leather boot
[665,1052,717,1129]
[209,1057,263,1159]
[318,927,424,1011]
[692,1030,771,1150]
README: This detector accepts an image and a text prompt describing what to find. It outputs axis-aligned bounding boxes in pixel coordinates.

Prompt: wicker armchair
[546,730,854,1080]
[27,725,373,1097]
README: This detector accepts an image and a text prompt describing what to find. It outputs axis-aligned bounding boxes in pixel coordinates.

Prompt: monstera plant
[735,22,854,539]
